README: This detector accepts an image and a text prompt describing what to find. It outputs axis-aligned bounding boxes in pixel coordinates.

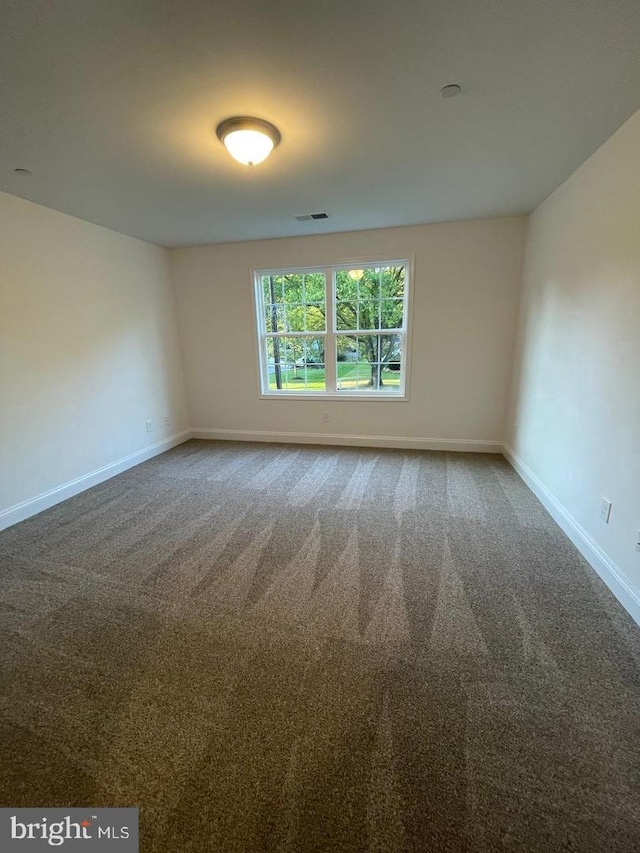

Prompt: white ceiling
[2,0,640,247]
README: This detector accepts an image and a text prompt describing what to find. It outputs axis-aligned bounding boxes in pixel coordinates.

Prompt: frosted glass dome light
[216,117,281,166]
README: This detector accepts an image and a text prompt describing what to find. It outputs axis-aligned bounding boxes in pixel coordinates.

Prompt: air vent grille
[295,212,329,221]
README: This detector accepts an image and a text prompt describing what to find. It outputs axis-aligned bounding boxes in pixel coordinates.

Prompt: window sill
[259,391,409,402]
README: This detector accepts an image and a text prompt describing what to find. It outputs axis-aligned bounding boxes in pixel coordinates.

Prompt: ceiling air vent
[295,212,329,221]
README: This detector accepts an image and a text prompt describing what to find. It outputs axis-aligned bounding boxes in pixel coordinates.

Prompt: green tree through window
[255,262,409,396]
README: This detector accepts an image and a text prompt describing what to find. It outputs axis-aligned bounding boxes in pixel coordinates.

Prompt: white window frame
[252,257,413,401]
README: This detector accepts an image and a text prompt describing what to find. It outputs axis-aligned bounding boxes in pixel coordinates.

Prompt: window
[253,261,410,398]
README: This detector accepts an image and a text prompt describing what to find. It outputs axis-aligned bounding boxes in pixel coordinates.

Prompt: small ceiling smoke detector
[216,116,281,166]
[439,84,461,98]
[14,168,33,176]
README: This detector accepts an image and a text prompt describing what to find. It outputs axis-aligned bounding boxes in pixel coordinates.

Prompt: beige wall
[507,109,640,622]
[0,192,189,524]
[170,217,527,449]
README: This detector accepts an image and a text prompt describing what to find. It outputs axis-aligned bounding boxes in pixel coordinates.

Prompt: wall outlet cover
[599,497,612,523]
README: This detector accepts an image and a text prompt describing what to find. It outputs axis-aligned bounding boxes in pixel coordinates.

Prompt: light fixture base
[216,116,281,147]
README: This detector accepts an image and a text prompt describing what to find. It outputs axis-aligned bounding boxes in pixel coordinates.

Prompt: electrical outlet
[599,497,612,524]
[145,420,153,434]
[164,416,170,427]
[636,531,640,553]
[321,411,329,423]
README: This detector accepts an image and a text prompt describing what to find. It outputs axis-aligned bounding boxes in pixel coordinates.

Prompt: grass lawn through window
[268,362,401,392]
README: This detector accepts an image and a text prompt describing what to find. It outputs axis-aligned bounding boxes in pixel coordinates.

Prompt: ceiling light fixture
[14,168,33,176]
[216,116,281,166]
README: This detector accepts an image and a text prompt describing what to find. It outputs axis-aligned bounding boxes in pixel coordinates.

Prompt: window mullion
[324,268,337,392]
[256,274,270,393]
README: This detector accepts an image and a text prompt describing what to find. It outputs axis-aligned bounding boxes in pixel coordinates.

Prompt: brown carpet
[0,440,639,852]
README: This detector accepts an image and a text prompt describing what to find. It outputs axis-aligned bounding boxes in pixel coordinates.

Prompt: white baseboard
[0,430,192,532]
[503,444,640,626]
[191,427,502,454]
